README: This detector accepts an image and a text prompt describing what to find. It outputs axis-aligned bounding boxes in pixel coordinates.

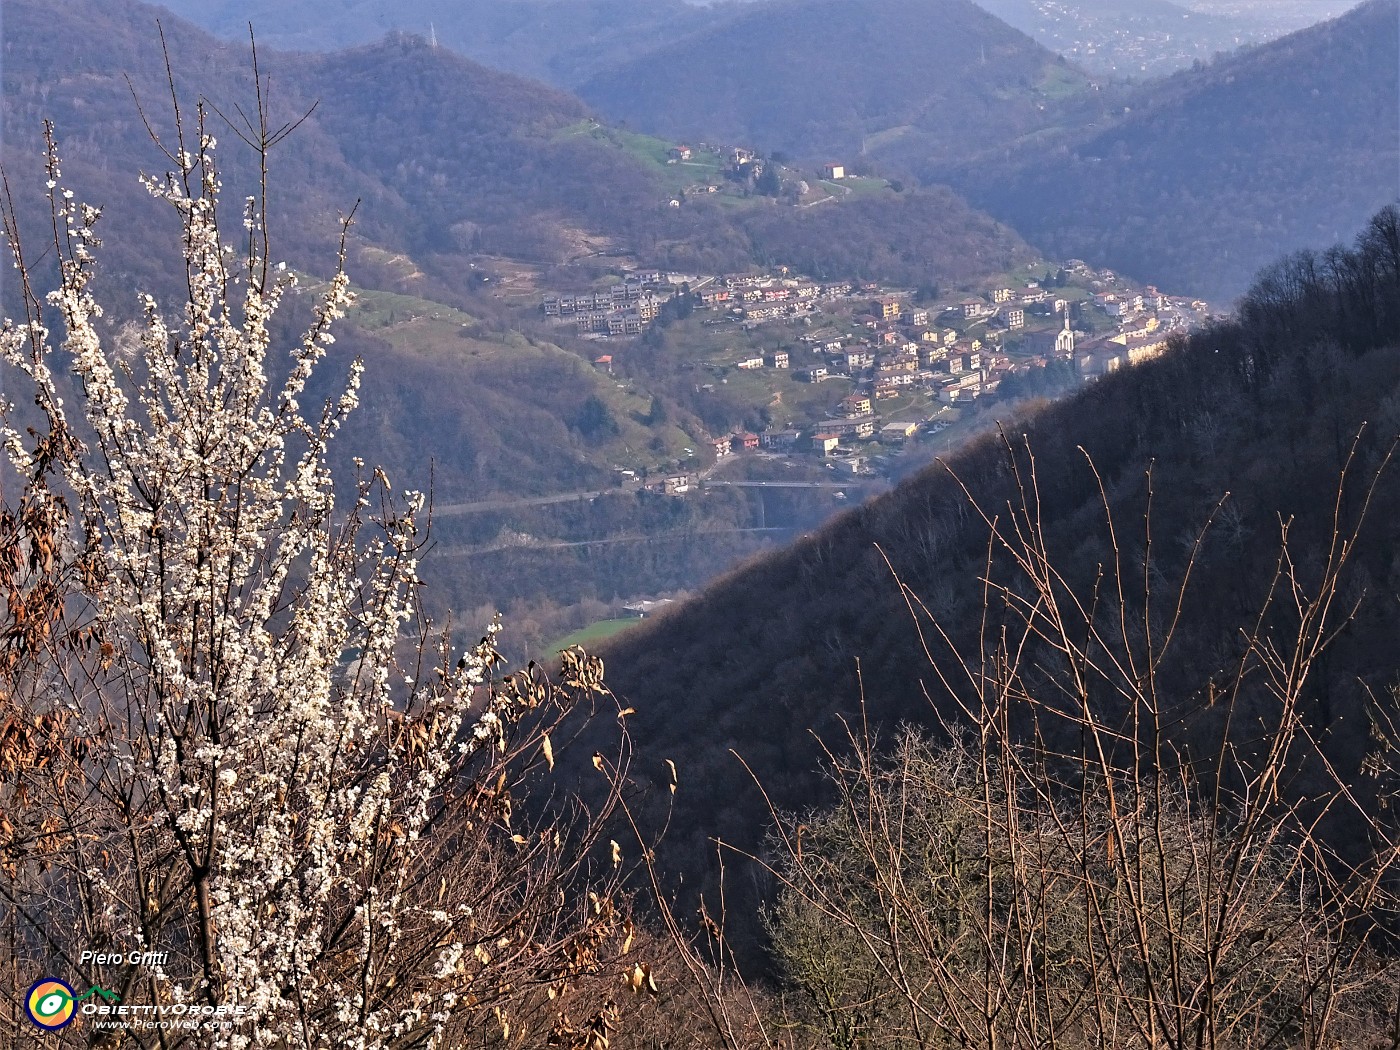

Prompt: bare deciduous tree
[761,434,1400,1050]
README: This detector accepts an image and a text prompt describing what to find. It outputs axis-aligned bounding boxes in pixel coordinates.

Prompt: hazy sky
[1181,0,1361,18]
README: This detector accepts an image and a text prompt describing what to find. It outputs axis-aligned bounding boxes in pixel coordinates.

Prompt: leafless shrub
[759,431,1400,1050]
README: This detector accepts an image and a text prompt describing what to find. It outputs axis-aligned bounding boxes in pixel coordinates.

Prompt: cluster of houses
[827,297,1007,407]
[710,431,762,458]
[733,349,789,369]
[550,259,1210,482]
[931,269,1207,380]
[669,144,757,168]
[689,272,1207,469]
[696,424,884,472]
[693,273,831,325]
[695,410,922,476]
[1070,278,1205,375]
[542,268,839,337]
[542,272,666,336]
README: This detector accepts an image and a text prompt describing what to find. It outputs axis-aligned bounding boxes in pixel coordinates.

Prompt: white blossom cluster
[1,127,502,1048]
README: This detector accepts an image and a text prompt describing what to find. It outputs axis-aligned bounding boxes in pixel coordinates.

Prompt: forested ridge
[27,0,1392,312]
[949,0,1400,299]
[153,0,725,89]
[2,0,1032,307]
[577,0,1093,163]
[1,0,1029,649]
[592,207,1400,955]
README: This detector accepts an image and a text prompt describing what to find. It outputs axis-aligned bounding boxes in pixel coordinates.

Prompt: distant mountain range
[0,3,681,504]
[1,0,656,297]
[7,0,1392,361]
[1,0,1032,306]
[950,0,1400,299]
[568,0,1398,301]
[9,0,1396,606]
[975,0,1360,79]
[1,0,1031,510]
[0,0,855,635]
[71,0,1393,307]
[152,0,1361,87]
[144,0,724,89]
[576,0,1095,165]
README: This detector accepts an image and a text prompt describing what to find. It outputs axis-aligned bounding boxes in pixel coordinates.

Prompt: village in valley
[536,226,1212,492]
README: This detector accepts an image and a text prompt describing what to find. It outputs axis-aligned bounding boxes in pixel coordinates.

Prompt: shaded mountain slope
[0,0,669,299]
[0,0,1035,643]
[1,2,708,507]
[3,0,1033,303]
[591,209,1400,941]
[151,0,723,89]
[577,0,1094,163]
[947,0,1400,300]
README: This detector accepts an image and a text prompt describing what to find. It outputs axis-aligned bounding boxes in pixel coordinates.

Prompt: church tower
[1055,312,1075,356]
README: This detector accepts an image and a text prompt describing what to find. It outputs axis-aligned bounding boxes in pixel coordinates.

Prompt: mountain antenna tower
[430,23,438,47]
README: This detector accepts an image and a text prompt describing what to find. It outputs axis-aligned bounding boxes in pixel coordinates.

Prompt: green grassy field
[1037,62,1092,101]
[860,126,913,153]
[556,121,727,196]
[839,176,892,197]
[333,280,716,478]
[344,286,475,333]
[548,617,639,652]
[1007,263,1059,286]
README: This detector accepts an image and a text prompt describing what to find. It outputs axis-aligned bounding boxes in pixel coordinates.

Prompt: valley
[316,226,1211,656]
[9,0,1312,663]
[979,0,1363,78]
[3,1,1399,1042]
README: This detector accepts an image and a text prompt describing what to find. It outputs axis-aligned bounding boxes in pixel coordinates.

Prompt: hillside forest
[591,207,1400,994]
[4,128,1397,1044]
[2,1,1400,1046]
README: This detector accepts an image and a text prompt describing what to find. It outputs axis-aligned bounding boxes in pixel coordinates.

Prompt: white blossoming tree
[0,90,642,1048]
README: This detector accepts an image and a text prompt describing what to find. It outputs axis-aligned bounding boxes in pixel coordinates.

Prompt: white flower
[5,122,541,1050]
